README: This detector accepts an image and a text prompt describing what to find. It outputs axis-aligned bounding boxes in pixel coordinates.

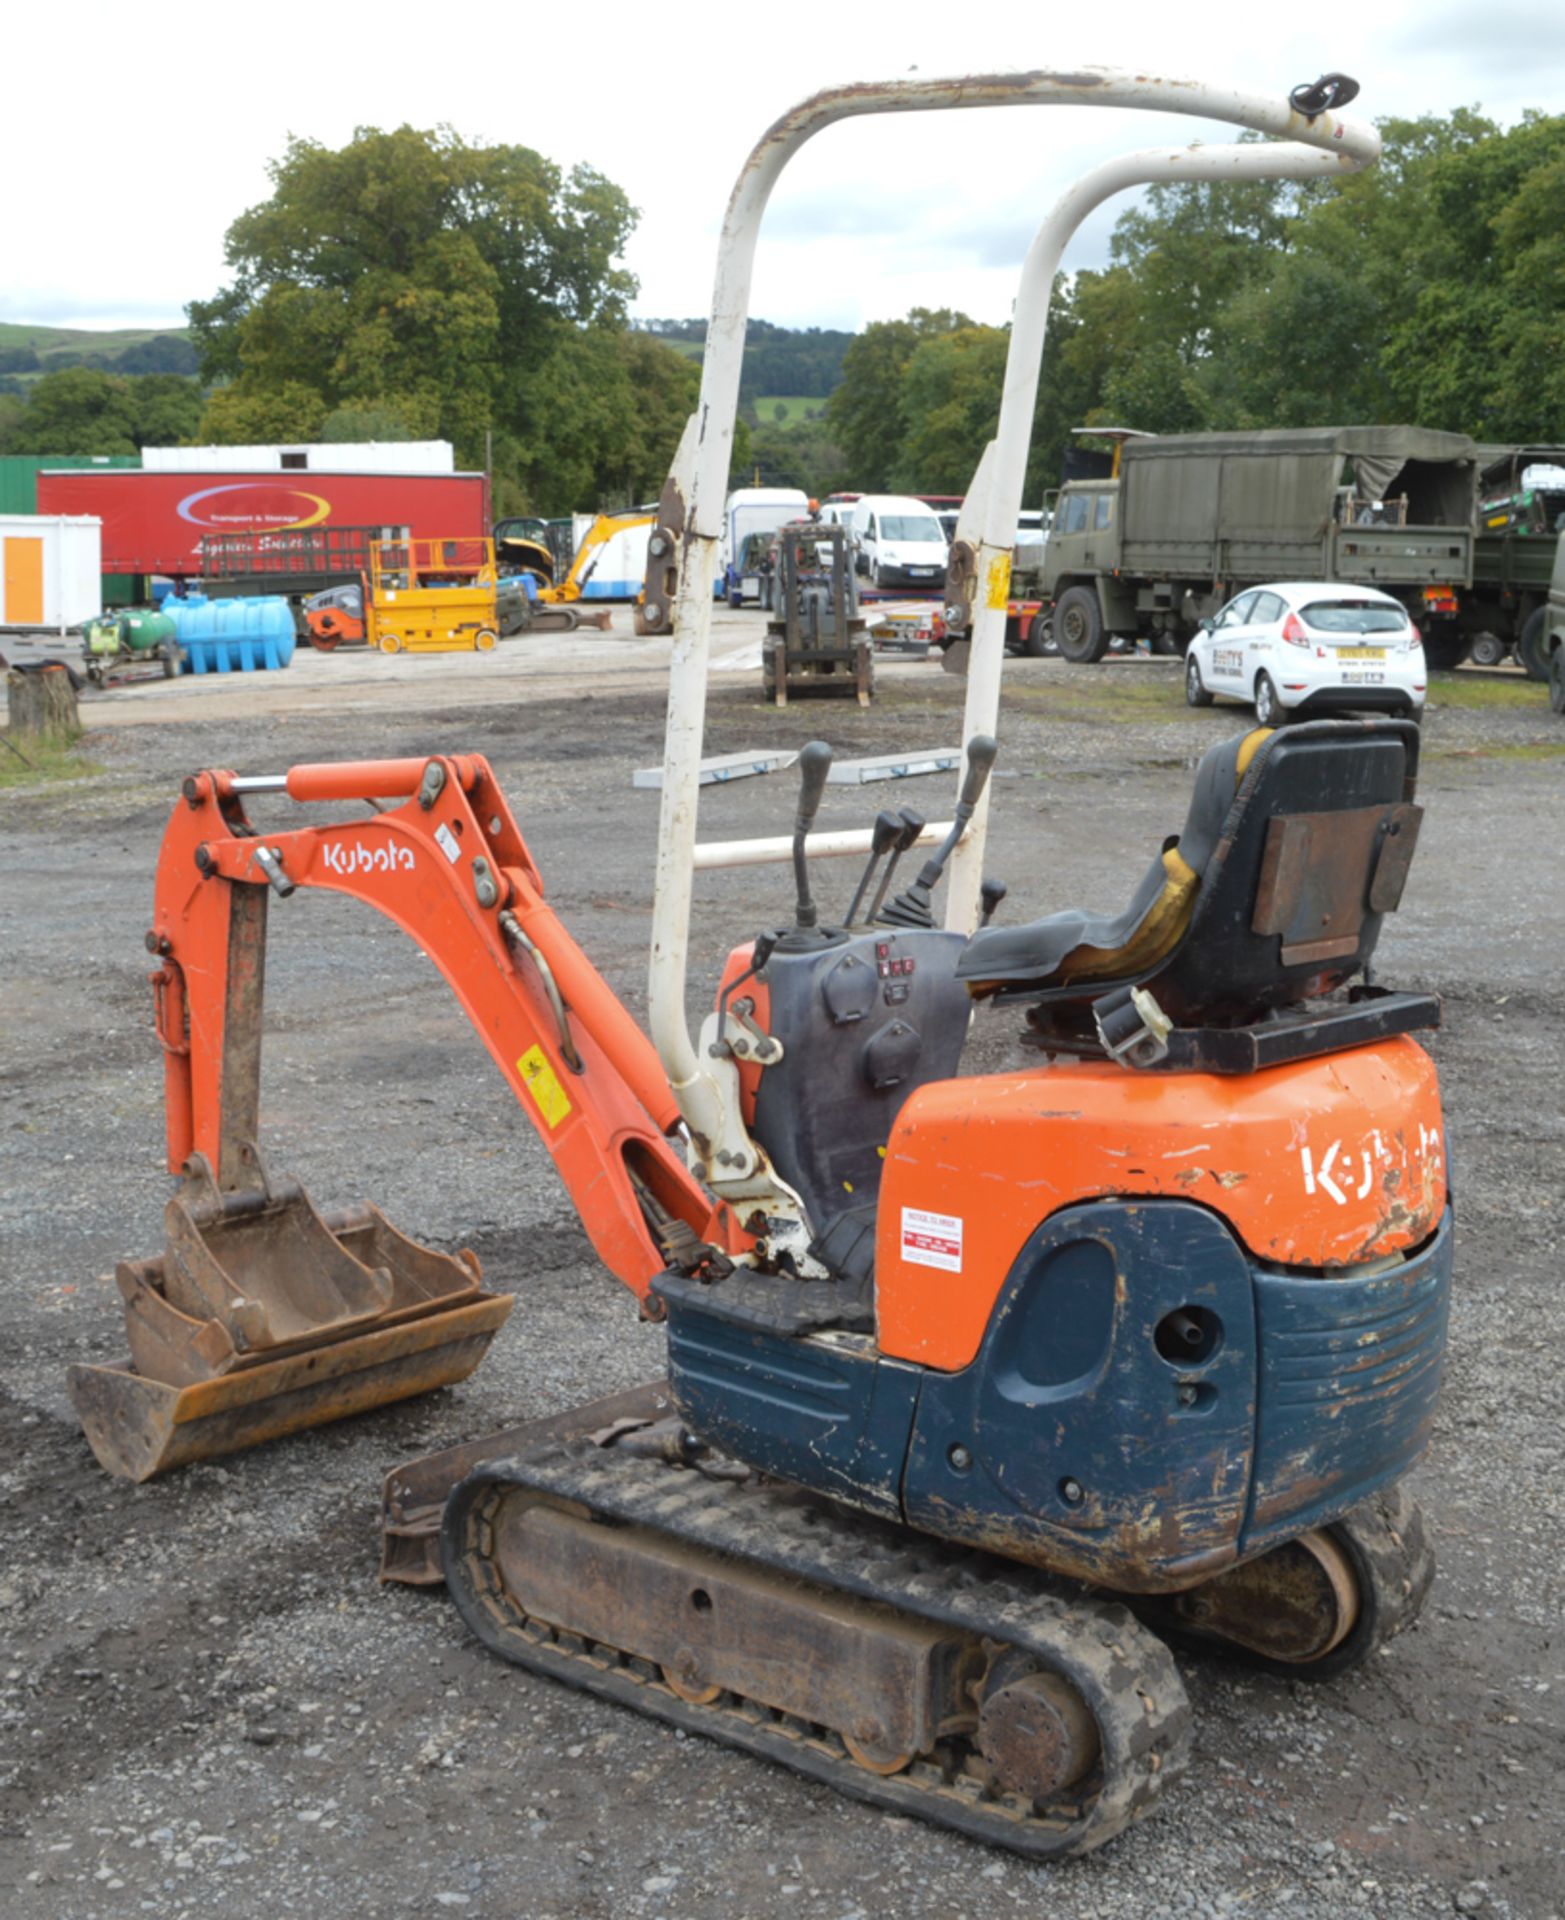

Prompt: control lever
[979,879,1008,927]
[865,809,925,925]
[877,735,999,928]
[791,741,833,929]
[845,810,902,927]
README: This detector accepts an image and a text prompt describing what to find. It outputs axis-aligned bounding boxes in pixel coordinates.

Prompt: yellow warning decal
[517,1045,572,1130]
[985,553,1012,610]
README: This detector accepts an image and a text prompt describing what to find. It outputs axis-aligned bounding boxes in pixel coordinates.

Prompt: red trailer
[34,469,491,580]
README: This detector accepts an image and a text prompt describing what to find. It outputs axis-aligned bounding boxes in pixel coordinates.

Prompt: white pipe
[694,820,953,872]
[943,136,1379,931]
[648,69,1379,1155]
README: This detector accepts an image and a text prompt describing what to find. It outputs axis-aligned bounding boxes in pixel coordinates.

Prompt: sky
[5,1,1560,340]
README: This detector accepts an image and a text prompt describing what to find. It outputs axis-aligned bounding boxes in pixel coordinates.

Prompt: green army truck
[1026,427,1478,668]
[1533,525,1565,714]
[1466,446,1565,679]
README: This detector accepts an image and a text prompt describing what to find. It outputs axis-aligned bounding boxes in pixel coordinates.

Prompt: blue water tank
[163,594,296,674]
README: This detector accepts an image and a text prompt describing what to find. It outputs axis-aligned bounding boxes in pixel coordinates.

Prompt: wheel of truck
[475,629,498,653]
[1024,608,1057,658]
[1550,647,1565,715]
[1468,632,1508,668]
[379,633,403,655]
[1054,586,1110,664]
[1518,606,1551,682]
[1254,672,1286,727]
[1185,656,1213,707]
[1419,629,1469,672]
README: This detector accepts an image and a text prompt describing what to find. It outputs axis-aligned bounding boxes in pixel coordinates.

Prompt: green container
[83,615,125,657]
[119,609,175,653]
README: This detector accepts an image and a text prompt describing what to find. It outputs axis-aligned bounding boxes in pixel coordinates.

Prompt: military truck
[1023,427,1479,667]
[1466,446,1565,679]
[1532,522,1565,714]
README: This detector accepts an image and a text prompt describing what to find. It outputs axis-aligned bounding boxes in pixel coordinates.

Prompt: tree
[127,373,204,448]
[6,368,141,455]
[893,326,1010,493]
[828,309,971,489]
[189,124,637,479]
[197,380,328,445]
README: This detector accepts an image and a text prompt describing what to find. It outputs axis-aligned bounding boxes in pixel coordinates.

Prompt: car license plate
[1338,646,1386,660]
[909,567,935,577]
[1343,671,1385,684]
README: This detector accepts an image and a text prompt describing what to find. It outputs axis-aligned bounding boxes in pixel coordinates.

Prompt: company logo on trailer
[176,483,333,531]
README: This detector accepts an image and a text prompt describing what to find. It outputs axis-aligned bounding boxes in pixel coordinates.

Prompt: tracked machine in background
[74,69,1452,1858]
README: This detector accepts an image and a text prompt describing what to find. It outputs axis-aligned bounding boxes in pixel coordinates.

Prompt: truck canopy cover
[1123,427,1477,537]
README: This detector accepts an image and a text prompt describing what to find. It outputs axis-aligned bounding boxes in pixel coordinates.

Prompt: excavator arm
[149,752,748,1305]
[539,511,655,606]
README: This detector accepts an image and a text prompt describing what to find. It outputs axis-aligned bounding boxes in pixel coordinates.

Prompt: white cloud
[4,1,1552,337]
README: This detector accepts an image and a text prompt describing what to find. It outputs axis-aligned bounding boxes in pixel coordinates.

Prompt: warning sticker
[517,1045,572,1130]
[901,1206,963,1273]
[434,823,461,865]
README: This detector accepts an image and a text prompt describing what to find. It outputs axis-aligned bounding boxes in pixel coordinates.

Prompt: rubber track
[443,1440,1193,1859]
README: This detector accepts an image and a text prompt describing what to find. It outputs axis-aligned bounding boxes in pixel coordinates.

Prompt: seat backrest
[1129,717,1422,1024]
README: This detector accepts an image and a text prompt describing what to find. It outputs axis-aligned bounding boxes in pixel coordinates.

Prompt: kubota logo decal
[1298,1125,1443,1207]
[321,841,415,876]
[176,483,332,531]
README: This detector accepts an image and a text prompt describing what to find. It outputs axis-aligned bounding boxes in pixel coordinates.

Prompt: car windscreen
[1301,601,1410,636]
[880,516,943,543]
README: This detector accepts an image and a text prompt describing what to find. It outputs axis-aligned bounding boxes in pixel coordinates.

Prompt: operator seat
[957,718,1424,1030]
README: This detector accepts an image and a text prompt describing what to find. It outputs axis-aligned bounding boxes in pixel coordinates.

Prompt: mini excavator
[70,69,1451,1858]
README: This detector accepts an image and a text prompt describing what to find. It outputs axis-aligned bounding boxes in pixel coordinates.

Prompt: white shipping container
[0,515,102,630]
[141,442,455,475]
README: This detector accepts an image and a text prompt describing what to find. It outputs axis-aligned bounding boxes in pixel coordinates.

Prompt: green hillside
[0,323,198,383]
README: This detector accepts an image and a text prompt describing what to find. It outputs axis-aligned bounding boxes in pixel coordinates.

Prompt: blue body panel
[662,1199,1454,1593]
[1244,1208,1452,1551]
[664,1310,920,1521]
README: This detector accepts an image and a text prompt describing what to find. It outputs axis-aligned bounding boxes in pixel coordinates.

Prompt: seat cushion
[957,727,1271,998]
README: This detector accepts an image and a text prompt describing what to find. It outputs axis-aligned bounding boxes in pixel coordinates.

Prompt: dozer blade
[69,1293,512,1483]
[70,1155,513,1481]
[530,605,614,634]
[379,1380,673,1585]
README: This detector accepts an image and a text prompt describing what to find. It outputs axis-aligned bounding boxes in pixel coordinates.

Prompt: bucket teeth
[69,1152,513,1481]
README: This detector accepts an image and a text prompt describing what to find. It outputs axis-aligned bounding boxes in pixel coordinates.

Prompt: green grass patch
[754,395,827,429]
[0,321,186,354]
[0,731,104,789]
[1426,671,1551,710]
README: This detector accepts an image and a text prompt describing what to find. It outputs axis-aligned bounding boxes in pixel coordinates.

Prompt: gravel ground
[1,643,1561,1920]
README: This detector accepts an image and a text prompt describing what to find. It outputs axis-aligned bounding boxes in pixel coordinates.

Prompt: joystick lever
[877,735,998,928]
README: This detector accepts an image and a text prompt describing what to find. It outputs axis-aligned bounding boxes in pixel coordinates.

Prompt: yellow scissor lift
[367,537,500,655]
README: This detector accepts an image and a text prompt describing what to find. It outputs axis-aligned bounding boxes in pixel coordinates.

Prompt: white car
[1185,582,1426,725]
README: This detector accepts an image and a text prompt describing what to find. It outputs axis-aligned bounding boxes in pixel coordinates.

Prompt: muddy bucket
[68,1156,513,1481]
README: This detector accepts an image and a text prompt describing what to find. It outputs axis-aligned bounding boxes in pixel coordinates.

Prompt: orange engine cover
[875,1038,1447,1372]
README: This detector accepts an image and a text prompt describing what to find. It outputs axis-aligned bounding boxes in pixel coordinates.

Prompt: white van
[854,495,949,589]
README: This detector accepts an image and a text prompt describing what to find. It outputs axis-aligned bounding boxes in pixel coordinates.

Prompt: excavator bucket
[68,1156,513,1482]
